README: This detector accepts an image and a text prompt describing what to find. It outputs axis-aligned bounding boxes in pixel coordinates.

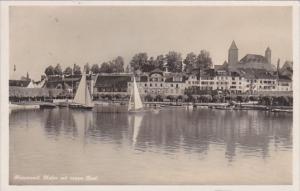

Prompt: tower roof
[229,40,238,50]
[266,46,271,52]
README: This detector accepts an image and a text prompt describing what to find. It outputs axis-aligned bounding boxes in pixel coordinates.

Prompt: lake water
[9,106,292,185]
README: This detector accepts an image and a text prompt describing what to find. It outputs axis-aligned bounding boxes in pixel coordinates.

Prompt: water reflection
[128,114,144,146]
[10,107,292,163]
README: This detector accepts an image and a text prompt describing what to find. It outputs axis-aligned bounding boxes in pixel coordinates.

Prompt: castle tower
[265,47,271,64]
[228,40,238,65]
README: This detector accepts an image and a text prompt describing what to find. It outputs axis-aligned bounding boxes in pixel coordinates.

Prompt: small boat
[214,105,234,110]
[271,108,293,113]
[186,103,194,110]
[128,76,145,113]
[39,102,57,109]
[9,102,40,110]
[69,69,94,110]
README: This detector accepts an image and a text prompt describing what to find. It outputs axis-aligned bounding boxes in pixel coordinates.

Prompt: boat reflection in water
[128,114,144,146]
[9,106,292,184]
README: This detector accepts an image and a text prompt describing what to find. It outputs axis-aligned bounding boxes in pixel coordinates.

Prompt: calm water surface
[9,107,292,185]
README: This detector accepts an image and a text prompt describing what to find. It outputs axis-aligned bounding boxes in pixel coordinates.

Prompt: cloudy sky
[10,6,292,80]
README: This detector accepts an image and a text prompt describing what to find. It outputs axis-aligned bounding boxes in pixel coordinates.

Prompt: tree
[54,64,63,75]
[165,51,182,73]
[91,64,100,74]
[84,63,90,74]
[44,65,55,76]
[142,56,155,72]
[73,64,81,75]
[130,53,148,72]
[155,55,165,71]
[184,52,197,73]
[63,66,72,75]
[108,56,125,73]
[125,65,131,73]
[100,62,111,73]
[196,50,213,71]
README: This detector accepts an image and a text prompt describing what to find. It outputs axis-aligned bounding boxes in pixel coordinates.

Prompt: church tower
[265,47,271,64]
[228,40,238,65]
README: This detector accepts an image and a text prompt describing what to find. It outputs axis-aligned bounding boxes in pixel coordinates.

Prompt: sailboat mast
[133,76,136,109]
[84,72,87,105]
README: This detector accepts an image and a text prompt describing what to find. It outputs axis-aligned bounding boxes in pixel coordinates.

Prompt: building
[127,69,187,97]
[227,41,275,72]
[94,73,131,96]
[26,41,292,98]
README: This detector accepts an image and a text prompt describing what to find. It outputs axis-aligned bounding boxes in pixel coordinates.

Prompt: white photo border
[1,1,299,191]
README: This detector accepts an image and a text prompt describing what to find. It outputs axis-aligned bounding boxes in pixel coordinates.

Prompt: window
[150,83,152,87]
[145,84,147,87]
[232,77,235,80]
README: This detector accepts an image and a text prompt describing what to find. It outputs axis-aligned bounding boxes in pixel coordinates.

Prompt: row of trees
[44,56,125,76]
[92,93,292,106]
[129,50,213,73]
[44,50,213,76]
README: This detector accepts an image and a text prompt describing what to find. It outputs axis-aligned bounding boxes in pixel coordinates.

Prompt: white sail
[74,72,86,105]
[74,70,94,107]
[85,80,94,107]
[132,76,143,110]
[128,88,133,111]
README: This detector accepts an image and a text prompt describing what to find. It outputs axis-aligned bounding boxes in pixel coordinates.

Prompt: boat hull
[39,104,57,109]
[69,103,93,110]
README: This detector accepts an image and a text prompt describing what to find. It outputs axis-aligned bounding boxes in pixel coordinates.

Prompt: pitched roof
[229,41,238,50]
[278,75,292,81]
[239,54,268,64]
[150,68,164,75]
[164,73,186,83]
[214,61,229,71]
[9,79,31,87]
[94,75,131,88]
[9,86,62,98]
[235,68,276,79]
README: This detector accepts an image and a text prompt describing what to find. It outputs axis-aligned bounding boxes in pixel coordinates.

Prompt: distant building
[228,40,239,65]
[227,41,275,71]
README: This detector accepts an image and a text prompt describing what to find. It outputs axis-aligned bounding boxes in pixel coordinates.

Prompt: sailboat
[69,69,94,109]
[128,76,144,113]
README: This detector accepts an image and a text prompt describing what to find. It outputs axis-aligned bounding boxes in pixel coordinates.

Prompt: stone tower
[265,47,271,64]
[228,40,238,65]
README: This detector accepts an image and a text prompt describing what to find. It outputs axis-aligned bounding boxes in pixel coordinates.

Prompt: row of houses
[126,68,292,97]
[9,66,292,99]
[10,41,293,98]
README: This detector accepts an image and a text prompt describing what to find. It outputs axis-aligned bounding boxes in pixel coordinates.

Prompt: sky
[9,6,293,80]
